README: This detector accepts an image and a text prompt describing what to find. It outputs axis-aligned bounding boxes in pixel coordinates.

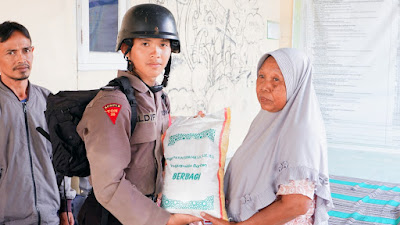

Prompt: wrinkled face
[0,31,33,81]
[256,56,287,112]
[129,38,171,86]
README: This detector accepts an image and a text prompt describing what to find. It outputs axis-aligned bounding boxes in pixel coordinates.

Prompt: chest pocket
[131,92,170,144]
[131,114,157,144]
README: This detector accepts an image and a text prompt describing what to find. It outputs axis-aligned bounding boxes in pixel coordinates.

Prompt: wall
[3,0,397,185]
[0,0,78,92]
[1,0,292,160]
[280,0,293,48]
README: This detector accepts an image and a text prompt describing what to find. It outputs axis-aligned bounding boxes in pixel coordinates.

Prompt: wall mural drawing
[139,0,269,116]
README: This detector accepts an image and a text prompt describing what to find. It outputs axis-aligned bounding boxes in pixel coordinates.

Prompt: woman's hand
[200,212,236,225]
[167,213,203,225]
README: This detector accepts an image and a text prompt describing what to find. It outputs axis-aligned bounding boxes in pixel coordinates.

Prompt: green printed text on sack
[165,154,215,161]
[172,173,201,180]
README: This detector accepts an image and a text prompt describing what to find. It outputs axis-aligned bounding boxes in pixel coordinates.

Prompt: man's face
[129,38,171,86]
[0,31,34,81]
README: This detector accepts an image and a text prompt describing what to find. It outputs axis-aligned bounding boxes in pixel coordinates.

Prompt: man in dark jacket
[0,21,74,225]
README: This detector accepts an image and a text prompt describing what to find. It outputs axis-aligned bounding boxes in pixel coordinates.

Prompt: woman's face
[256,56,287,112]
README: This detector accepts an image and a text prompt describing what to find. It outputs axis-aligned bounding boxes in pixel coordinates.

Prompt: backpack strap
[105,76,137,135]
[36,126,51,141]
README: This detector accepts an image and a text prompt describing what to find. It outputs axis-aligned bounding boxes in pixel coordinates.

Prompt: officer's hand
[167,213,203,225]
[201,212,235,225]
[194,111,205,118]
[189,222,204,225]
[157,192,163,207]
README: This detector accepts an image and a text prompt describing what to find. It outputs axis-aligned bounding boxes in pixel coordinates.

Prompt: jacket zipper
[23,102,41,225]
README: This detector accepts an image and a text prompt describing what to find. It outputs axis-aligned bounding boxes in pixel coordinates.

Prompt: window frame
[77,0,129,71]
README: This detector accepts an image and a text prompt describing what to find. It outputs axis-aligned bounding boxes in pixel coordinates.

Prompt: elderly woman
[202,48,333,224]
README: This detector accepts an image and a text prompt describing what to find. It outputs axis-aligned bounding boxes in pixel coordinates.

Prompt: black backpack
[37,76,137,179]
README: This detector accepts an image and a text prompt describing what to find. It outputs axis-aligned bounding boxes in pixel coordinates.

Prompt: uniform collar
[117,70,161,94]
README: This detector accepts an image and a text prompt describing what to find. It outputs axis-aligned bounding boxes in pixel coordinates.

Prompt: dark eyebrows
[5,46,32,52]
[136,38,170,43]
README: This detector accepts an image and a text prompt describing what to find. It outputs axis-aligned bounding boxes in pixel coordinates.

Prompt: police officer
[76,4,202,225]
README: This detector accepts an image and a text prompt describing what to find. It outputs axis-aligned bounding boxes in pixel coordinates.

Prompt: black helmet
[116,3,180,53]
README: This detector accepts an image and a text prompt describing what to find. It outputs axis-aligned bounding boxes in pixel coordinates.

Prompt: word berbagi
[172,173,201,180]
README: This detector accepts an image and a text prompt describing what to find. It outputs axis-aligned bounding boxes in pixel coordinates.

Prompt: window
[77,0,129,70]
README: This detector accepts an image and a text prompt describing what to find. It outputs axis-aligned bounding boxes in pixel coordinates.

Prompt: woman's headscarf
[224,48,333,223]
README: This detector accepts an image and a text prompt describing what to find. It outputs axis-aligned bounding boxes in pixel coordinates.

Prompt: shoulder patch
[103,103,121,124]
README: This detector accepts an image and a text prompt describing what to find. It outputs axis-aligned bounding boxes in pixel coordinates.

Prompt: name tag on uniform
[137,113,156,123]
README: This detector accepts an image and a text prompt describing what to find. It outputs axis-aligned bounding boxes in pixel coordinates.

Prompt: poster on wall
[293,0,400,156]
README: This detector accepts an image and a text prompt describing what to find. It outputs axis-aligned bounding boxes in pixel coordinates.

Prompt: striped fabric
[328,175,400,225]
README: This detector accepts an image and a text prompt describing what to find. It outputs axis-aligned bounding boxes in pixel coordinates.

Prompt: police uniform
[77,70,171,225]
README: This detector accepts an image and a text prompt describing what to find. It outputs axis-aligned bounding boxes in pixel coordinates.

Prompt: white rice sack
[161,108,231,220]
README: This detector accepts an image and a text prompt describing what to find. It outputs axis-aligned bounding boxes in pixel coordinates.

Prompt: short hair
[0,21,31,43]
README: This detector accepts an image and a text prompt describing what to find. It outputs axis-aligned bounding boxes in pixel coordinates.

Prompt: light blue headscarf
[224,48,333,224]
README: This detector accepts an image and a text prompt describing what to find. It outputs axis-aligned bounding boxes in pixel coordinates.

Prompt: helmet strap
[148,84,163,93]
[161,57,172,87]
[131,70,163,93]
[126,59,134,72]
[123,39,134,72]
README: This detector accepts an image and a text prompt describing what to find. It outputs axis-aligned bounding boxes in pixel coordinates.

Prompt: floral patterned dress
[277,180,316,225]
